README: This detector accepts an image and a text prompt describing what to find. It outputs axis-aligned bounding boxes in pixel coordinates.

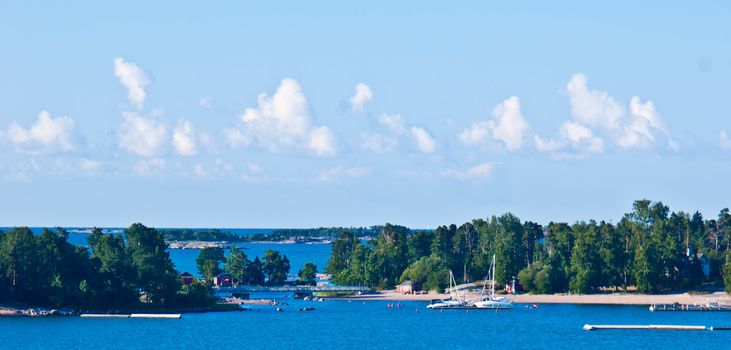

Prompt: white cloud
[534,121,605,158]
[459,96,529,151]
[114,57,150,109]
[566,74,623,130]
[224,78,336,156]
[565,74,675,151]
[308,126,337,157]
[365,114,436,154]
[172,120,197,156]
[618,97,676,150]
[317,166,369,182]
[721,131,731,150]
[441,162,494,181]
[118,112,168,157]
[5,111,77,154]
[410,126,437,153]
[350,83,373,111]
[378,114,406,134]
[133,158,166,176]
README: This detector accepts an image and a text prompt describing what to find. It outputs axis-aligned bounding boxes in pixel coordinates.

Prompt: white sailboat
[426,270,468,309]
[473,254,513,309]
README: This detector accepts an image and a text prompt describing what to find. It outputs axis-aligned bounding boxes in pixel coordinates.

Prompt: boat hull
[473,298,513,309]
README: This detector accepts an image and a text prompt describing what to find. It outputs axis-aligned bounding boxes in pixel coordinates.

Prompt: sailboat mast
[491,254,496,297]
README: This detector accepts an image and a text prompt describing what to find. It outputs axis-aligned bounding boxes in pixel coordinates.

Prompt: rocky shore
[167,241,230,249]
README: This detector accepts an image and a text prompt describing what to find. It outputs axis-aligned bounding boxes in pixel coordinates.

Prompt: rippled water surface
[3,302,731,349]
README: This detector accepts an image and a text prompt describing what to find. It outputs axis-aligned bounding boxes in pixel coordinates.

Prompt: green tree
[724,251,731,293]
[262,250,290,285]
[0,227,39,302]
[598,221,625,291]
[453,223,477,282]
[248,257,265,285]
[88,228,138,309]
[298,262,318,285]
[224,245,249,284]
[399,255,449,291]
[197,247,225,281]
[369,224,409,288]
[124,223,179,305]
[407,231,434,264]
[569,222,602,293]
[325,230,357,275]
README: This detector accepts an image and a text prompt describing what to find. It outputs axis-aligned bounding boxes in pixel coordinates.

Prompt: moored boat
[426,271,469,309]
[473,254,513,309]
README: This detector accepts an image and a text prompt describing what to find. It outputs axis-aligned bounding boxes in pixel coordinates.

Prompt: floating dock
[129,313,182,319]
[80,314,130,318]
[79,313,181,319]
[649,303,731,312]
[583,324,706,331]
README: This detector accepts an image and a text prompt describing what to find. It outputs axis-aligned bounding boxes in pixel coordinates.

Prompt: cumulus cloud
[114,57,150,109]
[224,78,336,156]
[118,112,168,157]
[411,126,437,153]
[618,97,676,150]
[534,121,604,158]
[4,111,77,154]
[441,162,494,181]
[362,113,436,154]
[535,74,676,157]
[172,120,197,156]
[459,96,529,151]
[350,83,373,111]
[566,74,624,130]
[308,126,337,156]
[565,74,676,151]
[721,131,731,150]
[317,166,370,182]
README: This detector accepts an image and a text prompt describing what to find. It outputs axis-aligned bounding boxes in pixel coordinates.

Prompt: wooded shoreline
[335,290,731,306]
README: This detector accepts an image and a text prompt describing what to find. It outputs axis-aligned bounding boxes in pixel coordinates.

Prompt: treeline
[326,200,731,294]
[161,228,246,242]
[162,227,381,243]
[0,224,212,310]
[244,227,379,242]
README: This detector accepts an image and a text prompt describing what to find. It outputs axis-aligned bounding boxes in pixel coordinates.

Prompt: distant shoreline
[166,240,333,249]
[334,290,731,306]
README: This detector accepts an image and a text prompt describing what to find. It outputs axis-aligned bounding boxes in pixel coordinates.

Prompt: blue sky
[1,1,730,228]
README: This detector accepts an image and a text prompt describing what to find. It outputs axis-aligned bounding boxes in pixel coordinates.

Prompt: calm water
[2,302,731,349]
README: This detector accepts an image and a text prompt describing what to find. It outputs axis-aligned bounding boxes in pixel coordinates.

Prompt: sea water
[2,302,731,349]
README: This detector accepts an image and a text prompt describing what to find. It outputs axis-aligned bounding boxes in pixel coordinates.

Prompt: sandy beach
[336,290,731,306]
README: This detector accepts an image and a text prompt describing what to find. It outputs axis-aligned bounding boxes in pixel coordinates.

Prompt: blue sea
[2,302,731,349]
